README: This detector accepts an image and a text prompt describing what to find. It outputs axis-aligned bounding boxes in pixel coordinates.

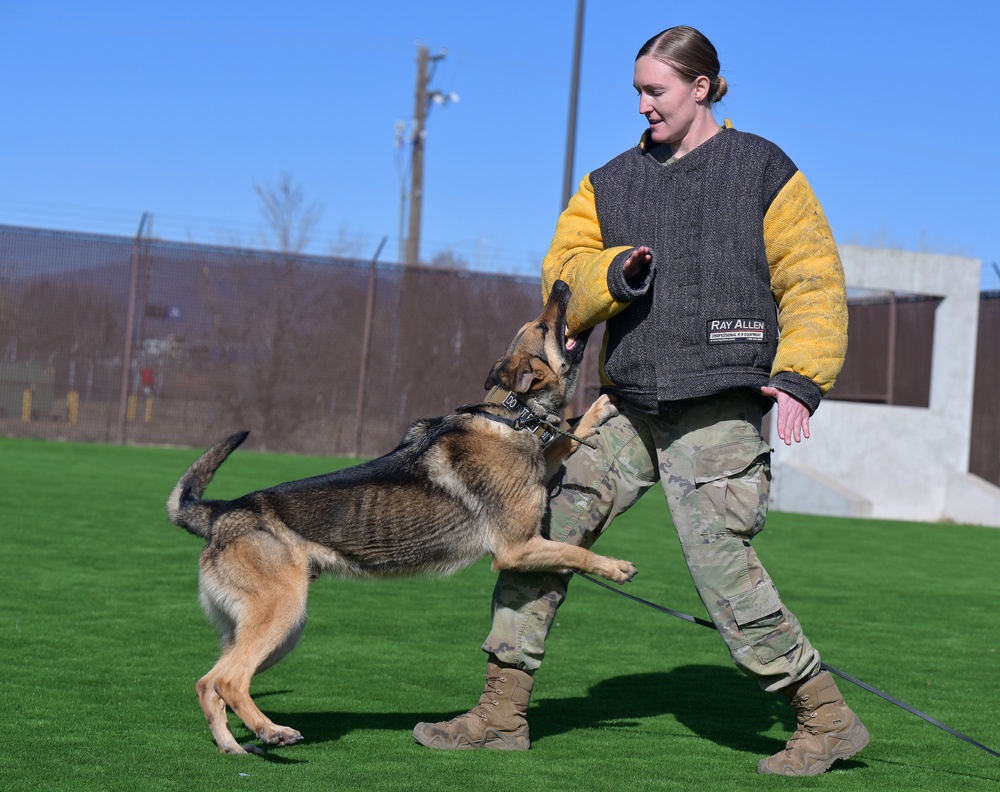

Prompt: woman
[414,25,867,776]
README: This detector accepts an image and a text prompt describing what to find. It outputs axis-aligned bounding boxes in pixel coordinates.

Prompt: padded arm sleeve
[541,175,638,334]
[764,170,849,412]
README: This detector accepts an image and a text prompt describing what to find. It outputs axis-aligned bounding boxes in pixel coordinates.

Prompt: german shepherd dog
[166,280,638,754]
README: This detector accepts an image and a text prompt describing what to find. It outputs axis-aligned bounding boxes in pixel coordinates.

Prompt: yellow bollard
[144,396,154,423]
[22,389,32,422]
[127,394,137,421]
[67,391,80,425]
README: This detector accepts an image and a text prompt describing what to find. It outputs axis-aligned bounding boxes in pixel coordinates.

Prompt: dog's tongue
[566,337,578,351]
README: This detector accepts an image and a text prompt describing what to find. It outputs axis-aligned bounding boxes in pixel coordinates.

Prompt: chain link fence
[1,224,997,487]
[0,224,570,457]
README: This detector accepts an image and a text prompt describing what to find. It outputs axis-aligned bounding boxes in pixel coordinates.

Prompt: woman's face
[633,55,706,146]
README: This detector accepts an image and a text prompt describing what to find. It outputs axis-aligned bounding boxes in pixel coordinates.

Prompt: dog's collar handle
[481,386,556,443]
[458,389,598,450]
[462,387,598,449]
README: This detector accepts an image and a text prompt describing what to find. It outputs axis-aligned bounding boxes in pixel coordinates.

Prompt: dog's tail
[166,431,249,539]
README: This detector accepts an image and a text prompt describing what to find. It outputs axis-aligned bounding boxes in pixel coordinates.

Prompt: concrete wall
[769,245,1000,527]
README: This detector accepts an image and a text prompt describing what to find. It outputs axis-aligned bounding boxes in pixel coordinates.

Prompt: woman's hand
[624,246,652,282]
[761,386,810,445]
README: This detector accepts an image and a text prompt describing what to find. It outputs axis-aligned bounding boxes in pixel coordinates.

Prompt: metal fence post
[115,213,148,444]
[353,237,386,457]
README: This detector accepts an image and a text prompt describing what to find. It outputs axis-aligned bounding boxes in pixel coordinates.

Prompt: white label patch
[707,318,766,344]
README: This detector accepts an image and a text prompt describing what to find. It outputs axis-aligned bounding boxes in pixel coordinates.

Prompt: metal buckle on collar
[483,386,555,444]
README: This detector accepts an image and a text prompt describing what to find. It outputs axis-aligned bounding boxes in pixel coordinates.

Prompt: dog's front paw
[598,558,637,584]
[581,394,619,432]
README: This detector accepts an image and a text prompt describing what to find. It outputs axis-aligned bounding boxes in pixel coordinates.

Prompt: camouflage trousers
[483,390,821,692]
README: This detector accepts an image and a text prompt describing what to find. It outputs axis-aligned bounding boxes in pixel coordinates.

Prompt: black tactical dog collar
[463,386,556,444]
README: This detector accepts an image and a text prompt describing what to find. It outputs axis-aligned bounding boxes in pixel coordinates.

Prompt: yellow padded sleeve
[765,171,848,394]
[541,175,634,334]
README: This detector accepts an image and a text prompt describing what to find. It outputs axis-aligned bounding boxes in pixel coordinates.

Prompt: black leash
[576,572,1000,759]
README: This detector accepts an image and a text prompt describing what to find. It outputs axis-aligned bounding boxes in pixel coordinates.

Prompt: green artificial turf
[1,436,998,791]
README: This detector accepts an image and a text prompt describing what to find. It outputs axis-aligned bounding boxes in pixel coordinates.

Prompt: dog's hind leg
[196,566,310,754]
[196,649,251,754]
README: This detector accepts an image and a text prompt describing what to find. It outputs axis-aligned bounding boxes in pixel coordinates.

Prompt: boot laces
[795,710,820,737]
[783,698,820,747]
[789,696,846,743]
[474,674,506,720]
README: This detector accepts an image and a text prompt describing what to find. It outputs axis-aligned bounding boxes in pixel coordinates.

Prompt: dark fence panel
[0,226,133,440]
[971,293,1000,486]
[0,224,552,457]
[827,294,938,407]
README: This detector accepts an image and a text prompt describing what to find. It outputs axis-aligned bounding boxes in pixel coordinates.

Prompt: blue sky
[2,1,999,288]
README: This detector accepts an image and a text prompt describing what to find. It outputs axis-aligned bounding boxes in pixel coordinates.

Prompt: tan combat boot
[759,670,870,775]
[412,658,533,750]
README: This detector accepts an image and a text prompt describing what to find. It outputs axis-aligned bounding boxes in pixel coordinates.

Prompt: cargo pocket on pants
[727,582,798,665]
[693,436,771,539]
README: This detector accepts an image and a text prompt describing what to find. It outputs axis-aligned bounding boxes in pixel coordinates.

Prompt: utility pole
[405,45,455,266]
[561,0,585,211]
[563,0,587,419]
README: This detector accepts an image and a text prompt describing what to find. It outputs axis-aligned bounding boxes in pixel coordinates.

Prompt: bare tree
[324,222,367,260]
[429,248,470,270]
[255,172,322,254]
[194,176,358,451]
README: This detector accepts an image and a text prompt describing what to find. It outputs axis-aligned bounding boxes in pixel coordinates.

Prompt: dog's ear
[514,367,537,393]
[487,354,539,394]
[484,357,502,390]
